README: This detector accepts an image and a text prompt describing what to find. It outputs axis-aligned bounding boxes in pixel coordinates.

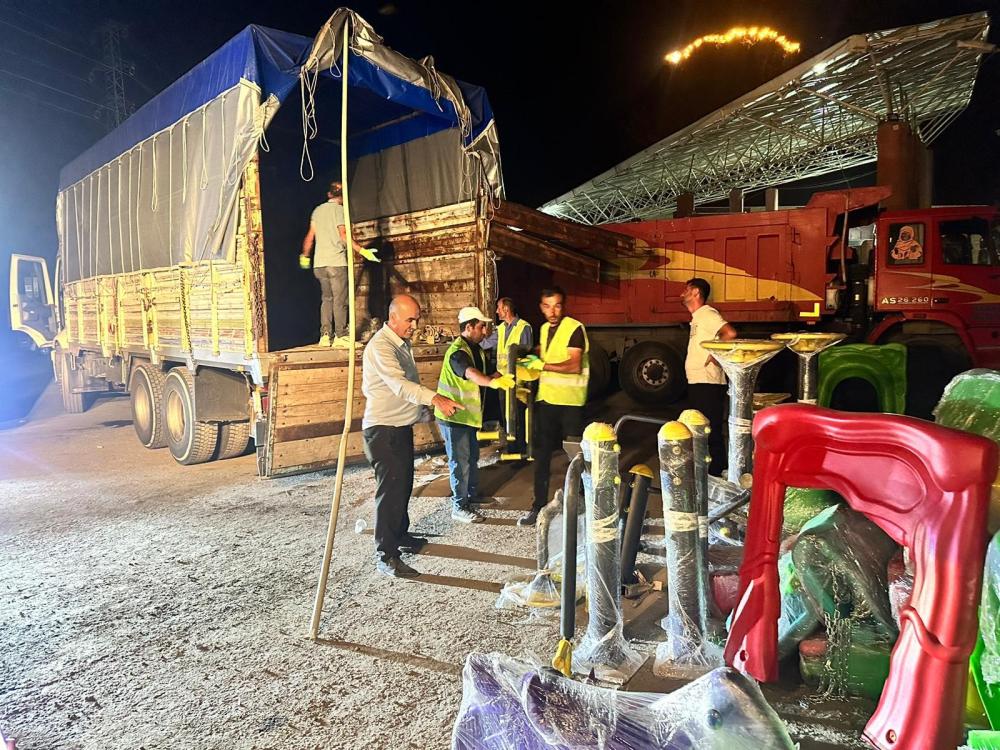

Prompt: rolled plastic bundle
[654,421,719,673]
[574,423,643,682]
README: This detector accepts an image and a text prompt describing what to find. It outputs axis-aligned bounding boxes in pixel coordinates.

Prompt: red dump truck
[499,187,1000,415]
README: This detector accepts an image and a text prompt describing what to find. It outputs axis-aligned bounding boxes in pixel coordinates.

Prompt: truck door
[8,254,56,347]
[874,220,932,312]
[931,215,1000,367]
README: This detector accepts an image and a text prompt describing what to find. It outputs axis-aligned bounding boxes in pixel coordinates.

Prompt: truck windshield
[939,217,999,266]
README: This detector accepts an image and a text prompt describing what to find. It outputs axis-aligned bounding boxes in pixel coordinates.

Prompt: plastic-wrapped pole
[620,464,653,587]
[679,409,711,630]
[701,340,785,485]
[771,333,846,405]
[552,453,584,676]
[654,421,708,670]
[574,422,642,681]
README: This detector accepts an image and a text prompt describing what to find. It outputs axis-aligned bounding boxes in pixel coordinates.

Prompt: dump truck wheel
[587,342,612,399]
[620,341,684,404]
[163,367,219,465]
[56,351,85,414]
[130,364,168,449]
[217,421,251,460]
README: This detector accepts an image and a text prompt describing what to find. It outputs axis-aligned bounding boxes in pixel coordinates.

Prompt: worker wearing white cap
[435,305,515,523]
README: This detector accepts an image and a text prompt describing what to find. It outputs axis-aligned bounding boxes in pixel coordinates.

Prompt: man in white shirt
[682,277,737,475]
[362,294,462,578]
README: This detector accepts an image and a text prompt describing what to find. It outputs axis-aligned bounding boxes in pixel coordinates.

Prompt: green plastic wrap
[934,369,1000,534]
[783,487,842,536]
[817,343,907,414]
[799,627,891,701]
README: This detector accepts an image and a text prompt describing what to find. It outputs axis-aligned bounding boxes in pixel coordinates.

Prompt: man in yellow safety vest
[436,306,515,524]
[482,297,533,454]
[516,287,589,526]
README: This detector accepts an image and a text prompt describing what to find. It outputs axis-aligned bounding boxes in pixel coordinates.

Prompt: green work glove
[518,355,545,372]
[488,373,516,391]
[299,254,311,270]
[357,246,381,263]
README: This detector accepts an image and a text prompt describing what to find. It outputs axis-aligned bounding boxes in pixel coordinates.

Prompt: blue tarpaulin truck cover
[57,8,502,282]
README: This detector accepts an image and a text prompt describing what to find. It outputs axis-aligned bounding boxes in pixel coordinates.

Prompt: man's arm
[301,224,316,258]
[705,321,738,367]
[542,347,583,374]
[520,325,533,350]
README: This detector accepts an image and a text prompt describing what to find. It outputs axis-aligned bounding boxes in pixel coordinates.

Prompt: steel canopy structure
[541,12,993,225]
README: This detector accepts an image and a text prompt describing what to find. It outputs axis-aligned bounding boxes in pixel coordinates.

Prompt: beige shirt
[362,325,437,428]
[686,304,728,385]
[311,200,348,268]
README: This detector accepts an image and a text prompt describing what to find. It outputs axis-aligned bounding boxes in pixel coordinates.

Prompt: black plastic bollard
[620,464,653,588]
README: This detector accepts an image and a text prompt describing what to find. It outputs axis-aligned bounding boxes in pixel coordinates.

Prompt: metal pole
[620,465,653,588]
[309,23,354,639]
[552,453,584,676]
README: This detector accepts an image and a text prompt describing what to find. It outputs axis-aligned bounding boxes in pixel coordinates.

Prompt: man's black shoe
[376,557,420,578]
[517,510,539,527]
[399,535,428,552]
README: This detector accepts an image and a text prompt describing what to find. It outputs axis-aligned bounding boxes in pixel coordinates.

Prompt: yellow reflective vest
[435,337,483,428]
[496,318,530,375]
[538,317,589,407]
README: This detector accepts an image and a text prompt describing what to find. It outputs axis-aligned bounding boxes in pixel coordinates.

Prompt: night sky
[1,0,998,316]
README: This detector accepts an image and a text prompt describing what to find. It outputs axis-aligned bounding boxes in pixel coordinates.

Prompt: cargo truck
[8,11,629,476]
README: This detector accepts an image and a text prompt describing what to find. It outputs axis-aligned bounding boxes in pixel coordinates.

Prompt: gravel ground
[1,387,870,749]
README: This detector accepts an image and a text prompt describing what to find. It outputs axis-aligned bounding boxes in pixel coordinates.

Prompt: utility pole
[97,20,133,130]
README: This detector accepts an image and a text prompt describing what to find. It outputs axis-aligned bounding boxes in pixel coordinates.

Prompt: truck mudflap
[261,347,442,478]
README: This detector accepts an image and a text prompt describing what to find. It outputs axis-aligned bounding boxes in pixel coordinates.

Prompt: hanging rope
[150,135,159,213]
[310,17,358,639]
[200,108,209,190]
[299,60,320,182]
[136,143,144,269]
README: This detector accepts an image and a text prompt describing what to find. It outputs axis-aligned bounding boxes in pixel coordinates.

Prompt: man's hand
[299,254,311,270]
[357,246,380,263]
[432,394,463,417]
[518,354,545,372]
[487,373,515,391]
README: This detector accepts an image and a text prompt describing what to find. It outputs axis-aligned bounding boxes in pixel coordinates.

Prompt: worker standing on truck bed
[682,277,737,475]
[482,297,533,455]
[517,287,589,527]
[299,180,353,349]
[362,294,463,579]
[436,306,514,524]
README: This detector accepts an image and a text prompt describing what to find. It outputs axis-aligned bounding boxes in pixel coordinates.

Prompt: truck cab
[870,206,1000,369]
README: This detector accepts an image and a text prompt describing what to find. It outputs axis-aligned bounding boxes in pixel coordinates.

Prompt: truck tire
[129,364,168,449]
[217,421,251,460]
[587,342,612,399]
[162,367,220,465]
[56,351,85,414]
[620,341,684,405]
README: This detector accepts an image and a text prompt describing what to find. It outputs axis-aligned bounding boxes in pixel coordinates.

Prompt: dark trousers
[315,265,349,337]
[362,425,414,562]
[532,401,585,511]
[687,383,727,476]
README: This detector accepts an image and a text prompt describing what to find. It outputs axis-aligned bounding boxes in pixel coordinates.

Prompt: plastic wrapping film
[574,424,644,683]
[782,488,841,537]
[934,368,1000,534]
[451,652,798,749]
[700,339,784,485]
[980,532,1000,685]
[776,551,820,660]
[769,332,846,405]
[496,458,588,612]
[786,504,899,699]
[654,421,720,674]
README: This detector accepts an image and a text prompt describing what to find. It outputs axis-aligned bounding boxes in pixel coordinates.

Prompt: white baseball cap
[458,306,489,324]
